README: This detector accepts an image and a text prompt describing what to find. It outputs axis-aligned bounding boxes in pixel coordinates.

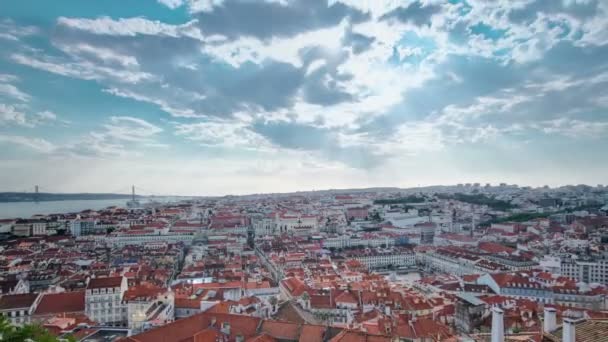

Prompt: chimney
[543,307,557,333]
[491,307,504,342]
[562,318,576,342]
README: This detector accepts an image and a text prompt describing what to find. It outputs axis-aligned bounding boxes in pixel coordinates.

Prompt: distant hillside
[0,192,140,203]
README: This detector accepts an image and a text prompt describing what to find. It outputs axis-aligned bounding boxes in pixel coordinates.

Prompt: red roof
[33,291,85,315]
[87,276,123,289]
[260,321,299,340]
[478,242,515,254]
[123,313,261,342]
[0,293,38,310]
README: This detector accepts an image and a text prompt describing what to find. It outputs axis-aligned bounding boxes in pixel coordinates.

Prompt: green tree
[0,316,75,342]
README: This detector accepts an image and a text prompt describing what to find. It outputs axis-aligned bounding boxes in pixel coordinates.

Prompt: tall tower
[131,185,136,202]
[34,185,39,203]
[471,215,476,237]
[491,307,504,342]
[420,222,436,245]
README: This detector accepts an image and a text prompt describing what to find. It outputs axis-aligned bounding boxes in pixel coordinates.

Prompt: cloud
[0,104,30,127]
[174,119,271,149]
[157,0,185,9]
[57,16,205,40]
[0,83,31,102]
[56,43,140,68]
[11,53,153,84]
[535,118,608,138]
[0,134,57,153]
[0,74,31,102]
[35,111,57,121]
[103,116,163,142]
[52,116,166,158]
[188,0,225,13]
[380,1,442,27]
[191,0,368,40]
[0,19,39,41]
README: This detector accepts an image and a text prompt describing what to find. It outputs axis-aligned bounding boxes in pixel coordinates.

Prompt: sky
[1,0,608,196]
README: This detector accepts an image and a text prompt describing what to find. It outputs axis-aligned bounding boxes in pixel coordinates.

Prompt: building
[418,222,436,245]
[123,285,174,334]
[454,293,486,333]
[477,272,606,310]
[560,255,608,284]
[85,276,128,326]
[0,293,39,325]
[12,219,47,237]
[340,247,415,270]
[71,219,98,237]
[0,219,15,234]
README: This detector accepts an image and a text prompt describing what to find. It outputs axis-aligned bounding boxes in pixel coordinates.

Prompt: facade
[0,293,39,325]
[12,219,47,237]
[71,219,98,237]
[454,293,486,333]
[560,256,608,284]
[322,234,394,249]
[418,222,436,245]
[275,212,318,234]
[124,288,174,334]
[341,249,415,269]
[85,276,128,326]
[477,273,606,310]
[252,217,277,236]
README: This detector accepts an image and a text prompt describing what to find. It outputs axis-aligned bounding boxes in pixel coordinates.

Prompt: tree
[0,316,75,342]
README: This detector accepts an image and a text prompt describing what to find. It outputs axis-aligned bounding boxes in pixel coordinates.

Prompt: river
[0,197,187,219]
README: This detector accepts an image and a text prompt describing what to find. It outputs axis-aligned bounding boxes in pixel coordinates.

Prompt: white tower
[543,307,557,333]
[562,318,576,342]
[491,307,504,342]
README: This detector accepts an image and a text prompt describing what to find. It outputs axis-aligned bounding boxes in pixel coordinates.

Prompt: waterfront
[0,197,188,219]
[0,199,130,219]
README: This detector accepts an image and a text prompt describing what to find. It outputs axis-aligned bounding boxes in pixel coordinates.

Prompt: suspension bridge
[0,185,172,203]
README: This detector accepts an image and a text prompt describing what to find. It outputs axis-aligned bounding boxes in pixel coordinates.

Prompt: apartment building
[85,276,128,326]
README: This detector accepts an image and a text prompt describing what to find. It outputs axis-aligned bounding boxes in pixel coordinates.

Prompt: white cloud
[0,83,31,102]
[103,88,202,118]
[188,0,225,13]
[202,21,347,67]
[0,134,56,153]
[157,0,184,9]
[35,111,57,121]
[174,120,272,149]
[57,16,209,42]
[329,0,406,18]
[103,116,163,142]
[57,43,140,68]
[536,118,608,138]
[0,104,30,126]
[11,53,153,84]
[0,74,19,83]
[0,19,39,42]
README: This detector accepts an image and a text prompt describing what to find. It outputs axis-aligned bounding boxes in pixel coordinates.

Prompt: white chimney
[543,307,557,333]
[562,318,576,342]
[491,307,505,342]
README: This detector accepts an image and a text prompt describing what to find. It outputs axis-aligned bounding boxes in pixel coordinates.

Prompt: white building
[275,212,318,234]
[124,288,174,334]
[85,276,128,326]
[560,256,608,284]
[342,249,415,269]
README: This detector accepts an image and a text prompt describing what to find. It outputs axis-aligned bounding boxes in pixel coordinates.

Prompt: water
[0,197,188,219]
[0,199,130,219]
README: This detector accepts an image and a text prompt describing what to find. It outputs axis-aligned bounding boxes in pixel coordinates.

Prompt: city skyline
[1,0,608,195]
